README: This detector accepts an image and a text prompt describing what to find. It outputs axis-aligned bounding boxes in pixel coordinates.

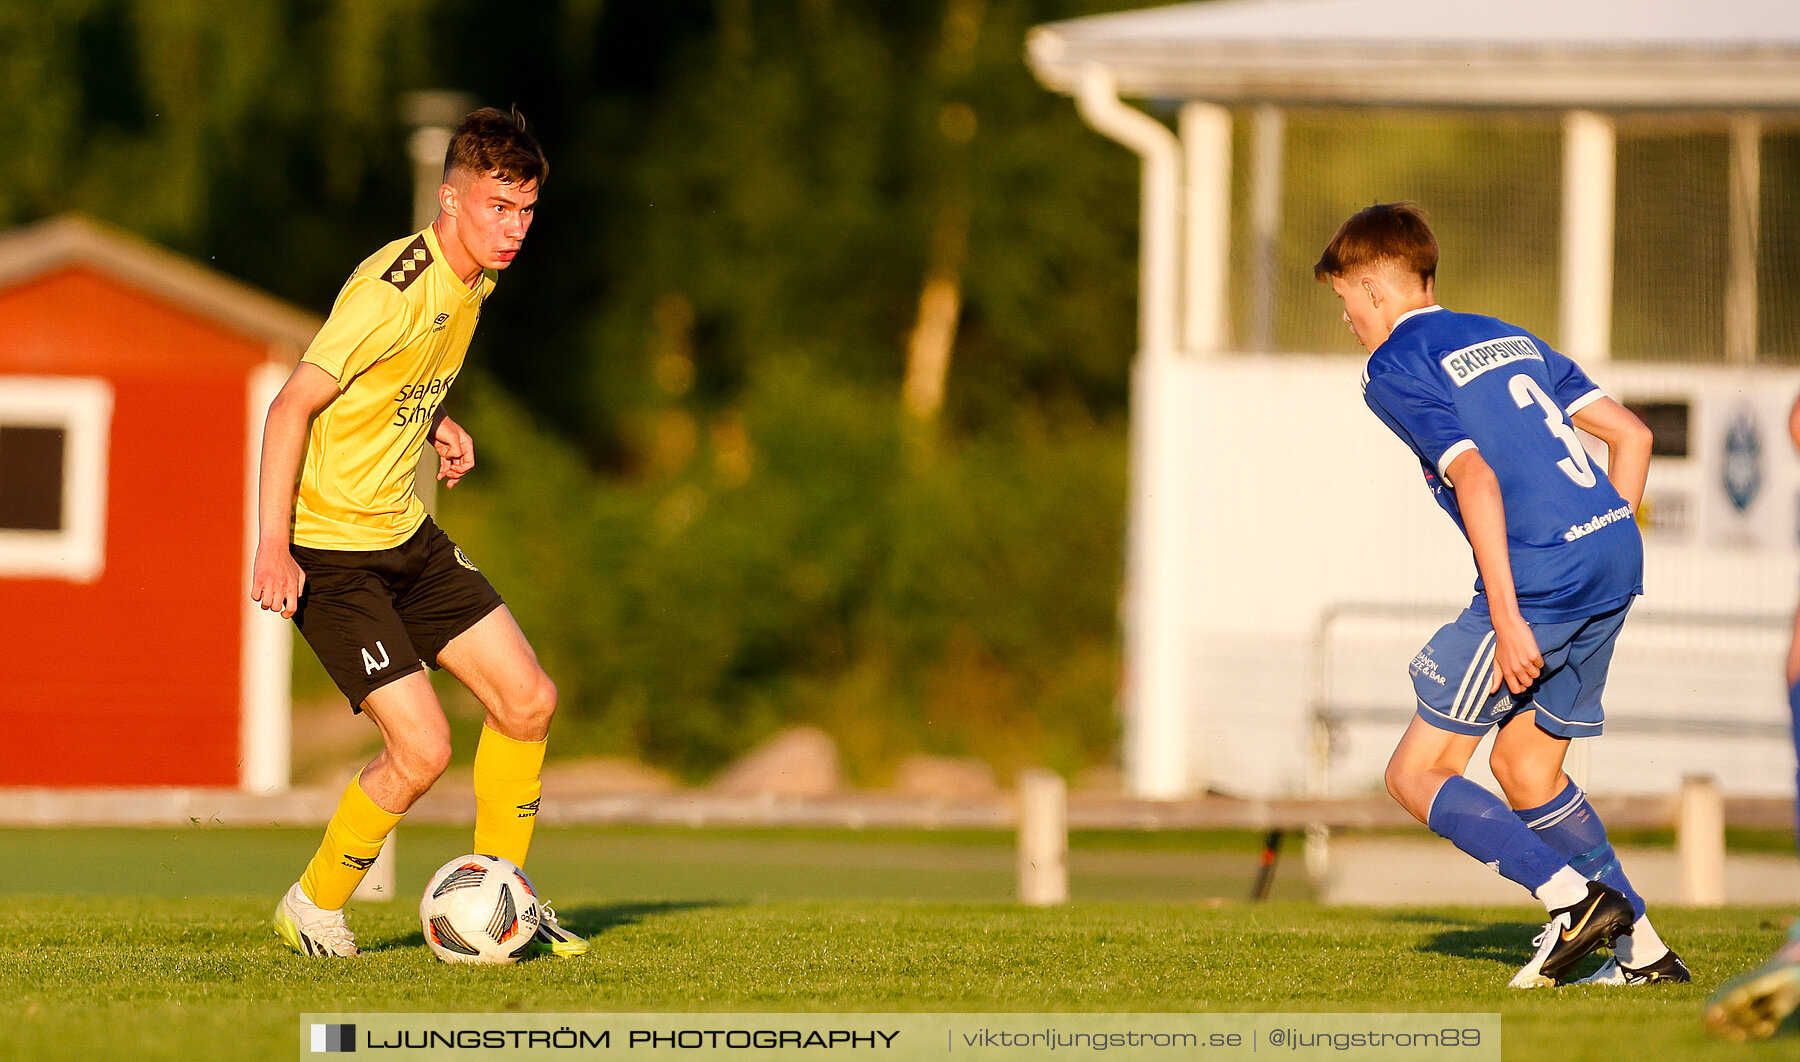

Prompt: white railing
[1308,602,1792,800]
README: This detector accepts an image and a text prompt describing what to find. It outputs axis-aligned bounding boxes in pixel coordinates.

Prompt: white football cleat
[273,882,359,957]
[528,901,589,957]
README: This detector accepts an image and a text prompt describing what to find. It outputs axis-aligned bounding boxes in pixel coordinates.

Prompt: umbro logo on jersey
[517,799,540,818]
[382,235,433,291]
[430,312,451,331]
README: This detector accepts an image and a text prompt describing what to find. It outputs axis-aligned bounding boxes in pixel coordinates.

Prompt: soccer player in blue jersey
[1316,203,1688,988]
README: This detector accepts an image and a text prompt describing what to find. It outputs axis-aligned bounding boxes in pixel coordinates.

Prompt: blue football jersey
[1362,306,1642,622]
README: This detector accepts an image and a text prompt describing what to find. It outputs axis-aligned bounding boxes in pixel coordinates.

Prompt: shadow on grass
[1364,910,1553,973]
[1415,919,1536,970]
[370,899,732,953]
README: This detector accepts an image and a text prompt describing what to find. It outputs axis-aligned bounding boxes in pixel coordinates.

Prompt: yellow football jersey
[292,226,496,549]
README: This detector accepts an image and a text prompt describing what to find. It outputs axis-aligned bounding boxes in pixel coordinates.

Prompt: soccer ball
[419,854,542,964]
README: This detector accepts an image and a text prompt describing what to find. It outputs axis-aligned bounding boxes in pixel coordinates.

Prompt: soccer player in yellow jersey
[251,107,585,959]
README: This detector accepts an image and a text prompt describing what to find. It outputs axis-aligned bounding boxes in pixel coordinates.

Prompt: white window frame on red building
[0,375,113,584]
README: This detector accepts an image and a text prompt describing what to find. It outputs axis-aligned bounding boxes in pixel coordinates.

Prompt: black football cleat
[1576,948,1691,985]
[1509,881,1634,989]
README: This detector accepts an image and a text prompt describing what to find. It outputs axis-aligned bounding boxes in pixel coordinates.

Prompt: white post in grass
[1018,768,1069,906]
[1676,774,1726,907]
[352,834,398,902]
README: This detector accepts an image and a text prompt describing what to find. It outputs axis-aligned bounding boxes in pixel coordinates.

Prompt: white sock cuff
[1535,866,1590,911]
[1614,916,1666,967]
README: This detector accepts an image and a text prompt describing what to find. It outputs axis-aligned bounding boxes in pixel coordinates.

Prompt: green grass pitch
[0,825,1791,1061]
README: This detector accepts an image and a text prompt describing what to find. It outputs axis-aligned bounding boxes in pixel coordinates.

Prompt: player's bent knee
[393,741,452,795]
[1489,758,1520,796]
[1383,758,1422,815]
[519,670,556,722]
[494,669,557,735]
[1488,745,1529,787]
[1382,741,1450,822]
[1383,768,1407,809]
[1489,751,1559,807]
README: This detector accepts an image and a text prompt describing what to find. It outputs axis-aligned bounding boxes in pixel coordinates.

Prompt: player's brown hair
[1313,202,1437,283]
[443,106,548,188]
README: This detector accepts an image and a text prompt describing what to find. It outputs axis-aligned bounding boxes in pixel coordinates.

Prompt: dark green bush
[441,366,1125,783]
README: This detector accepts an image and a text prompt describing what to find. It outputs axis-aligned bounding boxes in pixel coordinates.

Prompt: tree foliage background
[21,0,1791,783]
[6,0,1147,781]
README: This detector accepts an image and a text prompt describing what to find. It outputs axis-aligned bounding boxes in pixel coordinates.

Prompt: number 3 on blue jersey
[1508,374,1597,489]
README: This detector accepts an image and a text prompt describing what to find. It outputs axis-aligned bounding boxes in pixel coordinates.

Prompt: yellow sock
[473,724,545,867]
[299,772,403,910]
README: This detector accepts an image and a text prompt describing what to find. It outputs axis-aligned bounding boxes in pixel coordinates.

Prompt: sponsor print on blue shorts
[1409,603,1632,738]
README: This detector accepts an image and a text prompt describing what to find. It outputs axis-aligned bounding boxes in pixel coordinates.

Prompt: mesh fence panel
[1760,129,1800,363]
[1233,109,1800,365]
[1614,125,1728,362]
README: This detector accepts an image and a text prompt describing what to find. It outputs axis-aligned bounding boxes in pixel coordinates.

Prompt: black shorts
[291,517,504,710]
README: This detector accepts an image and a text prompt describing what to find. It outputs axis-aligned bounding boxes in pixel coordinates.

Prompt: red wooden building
[0,215,317,790]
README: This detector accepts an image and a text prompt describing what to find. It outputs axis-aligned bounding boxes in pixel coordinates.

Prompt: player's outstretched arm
[429,409,475,489]
[251,363,341,618]
[1446,448,1543,696]
[1570,397,1653,512]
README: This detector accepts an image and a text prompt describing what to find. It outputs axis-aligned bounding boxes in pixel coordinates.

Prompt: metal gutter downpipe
[1074,64,1192,799]
[1075,64,1181,359]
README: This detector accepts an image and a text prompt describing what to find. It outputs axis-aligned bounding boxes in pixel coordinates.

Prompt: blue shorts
[1408,602,1632,738]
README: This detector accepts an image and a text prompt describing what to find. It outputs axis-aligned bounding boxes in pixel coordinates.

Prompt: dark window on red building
[0,425,67,531]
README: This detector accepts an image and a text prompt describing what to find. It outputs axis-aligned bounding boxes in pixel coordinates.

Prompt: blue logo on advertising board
[1722,410,1761,513]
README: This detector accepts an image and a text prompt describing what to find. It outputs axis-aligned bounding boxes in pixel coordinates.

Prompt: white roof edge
[1028,0,1800,108]
[1036,0,1800,50]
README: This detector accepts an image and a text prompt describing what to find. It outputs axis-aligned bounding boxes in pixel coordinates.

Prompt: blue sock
[1790,679,1800,862]
[1515,777,1645,920]
[1426,775,1569,894]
